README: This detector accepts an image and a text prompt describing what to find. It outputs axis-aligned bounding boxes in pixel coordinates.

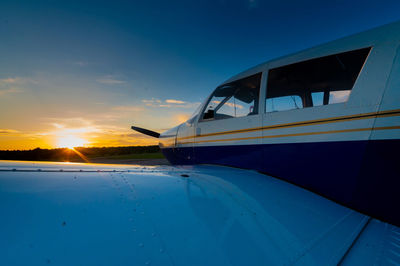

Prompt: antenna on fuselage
[131,126,160,138]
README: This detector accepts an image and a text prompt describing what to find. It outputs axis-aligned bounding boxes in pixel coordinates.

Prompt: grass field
[0,146,167,165]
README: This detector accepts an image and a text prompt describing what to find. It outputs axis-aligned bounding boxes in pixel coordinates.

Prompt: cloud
[0,77,37,85]
[73,61,88,67]
[52,123,65,129]
[166,99,185,104]
[142,98,201,109]
[0,129,20,134]
[112,106,144,112]
[44,117,134,135]
[43,117,94,128]
[0,77,37,96]
[0,88,21,96]
[96,76,126,85]
[142,99,161,104]
[0,78,18,84]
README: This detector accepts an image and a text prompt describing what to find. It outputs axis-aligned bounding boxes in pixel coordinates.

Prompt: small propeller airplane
[1,21,400,265]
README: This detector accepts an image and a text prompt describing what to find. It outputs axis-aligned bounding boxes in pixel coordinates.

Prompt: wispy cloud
[0,77,37,96]
[166,99,185,104]
[0,128,41,140]
[52,123,65,129]
[112,106,144,112]
[0,77,37,85]
[0,129,20,134]
[73,61,88,67]
[0,88,22,96]
[96,76,126,85]
[0,78,18,84]
[142,98,200,109]
[43,117,94,128]
[142,99,161,104]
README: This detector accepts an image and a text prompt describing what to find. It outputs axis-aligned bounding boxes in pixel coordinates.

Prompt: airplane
[136,20,400,227]
[1,21,400,265]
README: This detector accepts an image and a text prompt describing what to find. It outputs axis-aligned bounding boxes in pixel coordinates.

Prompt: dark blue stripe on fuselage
[161,139,400,227]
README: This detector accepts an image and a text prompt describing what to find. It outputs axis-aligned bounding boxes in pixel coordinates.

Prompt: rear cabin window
[202,73,261,121]
[265,47,371,112]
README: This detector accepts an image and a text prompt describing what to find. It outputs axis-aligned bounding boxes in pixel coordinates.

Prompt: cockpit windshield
[201,73,262,121]
[186,102,203,124]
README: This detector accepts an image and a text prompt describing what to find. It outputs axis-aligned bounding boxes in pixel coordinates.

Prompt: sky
[1,0,400,150]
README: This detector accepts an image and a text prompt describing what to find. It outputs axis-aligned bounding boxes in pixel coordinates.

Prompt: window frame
[199,72,263,123]
[264,47,372,114]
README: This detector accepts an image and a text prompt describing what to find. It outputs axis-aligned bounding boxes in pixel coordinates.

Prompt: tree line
[0,146,161,162]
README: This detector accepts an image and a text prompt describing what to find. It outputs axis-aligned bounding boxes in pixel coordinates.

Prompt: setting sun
[57,135,87,149]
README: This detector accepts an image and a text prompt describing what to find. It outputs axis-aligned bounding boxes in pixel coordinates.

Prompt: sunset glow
[57,135,88,149]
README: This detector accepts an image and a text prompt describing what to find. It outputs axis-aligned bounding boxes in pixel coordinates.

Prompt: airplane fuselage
[158,22,400,226]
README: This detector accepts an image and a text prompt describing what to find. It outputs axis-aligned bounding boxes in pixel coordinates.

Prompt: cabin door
[175,122,195,164]
[194,115,262,168]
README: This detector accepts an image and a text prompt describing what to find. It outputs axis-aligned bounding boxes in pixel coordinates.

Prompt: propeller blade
[131,126,160,138]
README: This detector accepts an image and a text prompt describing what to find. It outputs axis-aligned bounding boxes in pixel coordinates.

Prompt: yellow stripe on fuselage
[176,108,400,141]
[176,126,400,145]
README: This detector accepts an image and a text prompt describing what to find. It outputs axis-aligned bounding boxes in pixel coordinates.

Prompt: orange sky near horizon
[0,77,194,150]
[0,112,189,150]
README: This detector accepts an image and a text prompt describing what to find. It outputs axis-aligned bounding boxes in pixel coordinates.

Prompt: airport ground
[0,146,169,165]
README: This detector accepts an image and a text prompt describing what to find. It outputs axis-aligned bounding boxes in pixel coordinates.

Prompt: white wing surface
[0,161,398,265]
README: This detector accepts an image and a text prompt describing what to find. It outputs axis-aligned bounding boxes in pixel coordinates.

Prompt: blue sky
[1,0,400,149]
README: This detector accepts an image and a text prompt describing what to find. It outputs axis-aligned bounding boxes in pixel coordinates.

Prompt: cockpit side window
[265,47,371,112]
[201,73,262,121]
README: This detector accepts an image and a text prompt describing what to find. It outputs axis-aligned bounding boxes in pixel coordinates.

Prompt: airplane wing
[0,160,399,266]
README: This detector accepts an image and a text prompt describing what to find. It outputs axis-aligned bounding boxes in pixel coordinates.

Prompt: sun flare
[57,135,87,149]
